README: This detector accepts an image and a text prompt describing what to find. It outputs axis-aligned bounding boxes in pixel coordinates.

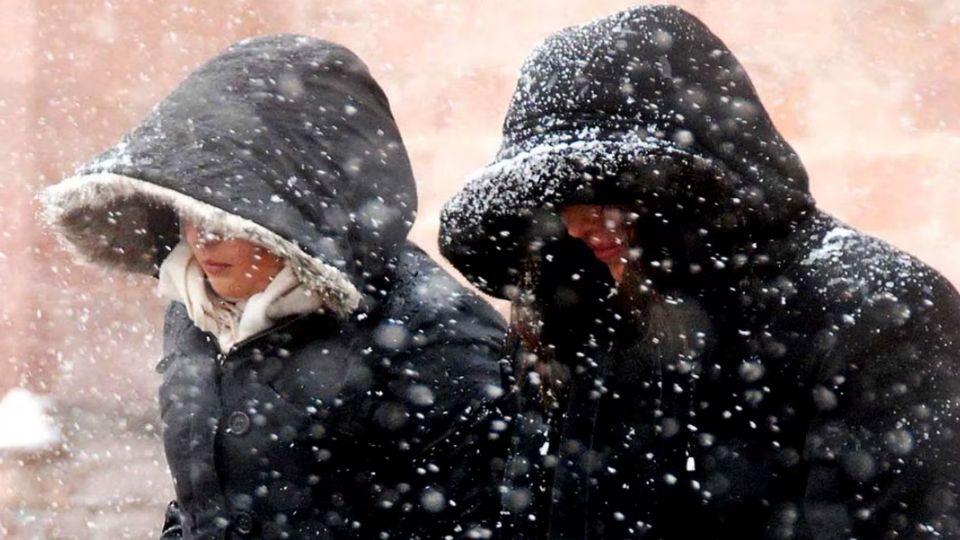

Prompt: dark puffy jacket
[153,246,506,539]
[440,6,960,539]
[42,35,507,539]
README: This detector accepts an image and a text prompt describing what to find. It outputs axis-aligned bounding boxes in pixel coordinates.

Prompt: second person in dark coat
[441,5,960,539]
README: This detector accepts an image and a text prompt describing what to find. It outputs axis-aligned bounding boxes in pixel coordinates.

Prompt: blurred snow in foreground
[0,388,60,450]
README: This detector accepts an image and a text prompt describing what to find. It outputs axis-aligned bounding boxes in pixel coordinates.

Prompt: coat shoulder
[380,243,507,349]
[791,217,955,306]
[159,301,197,365]
[786,215,960,352]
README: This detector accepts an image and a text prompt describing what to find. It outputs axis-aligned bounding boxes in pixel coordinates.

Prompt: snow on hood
[440,5,814,298]
[41,34,418,316]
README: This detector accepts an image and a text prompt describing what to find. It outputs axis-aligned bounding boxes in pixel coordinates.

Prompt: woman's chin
[592,247,625,264]
[207,277,251,302]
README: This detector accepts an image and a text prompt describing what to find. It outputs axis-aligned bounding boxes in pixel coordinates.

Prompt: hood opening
[41,172,362,316]
[439,5,815,299]
[441,134,809,299]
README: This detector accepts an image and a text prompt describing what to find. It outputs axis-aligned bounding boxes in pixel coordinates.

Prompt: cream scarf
[157,241,326,352]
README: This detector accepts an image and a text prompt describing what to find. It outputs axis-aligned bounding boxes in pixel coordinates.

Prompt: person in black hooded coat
[41,35,507,539]
[440,6,960,540]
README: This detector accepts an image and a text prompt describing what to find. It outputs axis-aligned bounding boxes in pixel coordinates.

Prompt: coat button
[227,411,251,436]
[233,511,254,535]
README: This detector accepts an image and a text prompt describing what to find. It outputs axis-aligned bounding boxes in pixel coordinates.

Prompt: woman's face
[561,204,635,279]
[182,220,285,301]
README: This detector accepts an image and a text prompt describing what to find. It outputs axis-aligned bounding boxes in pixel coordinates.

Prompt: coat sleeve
[802,273,960,539]
[363,292,508,536]
[158,305,188,539]
[288,263,508,537]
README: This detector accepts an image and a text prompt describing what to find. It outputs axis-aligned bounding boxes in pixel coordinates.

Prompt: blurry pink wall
[4,0,960,438]
[0,1,957,536]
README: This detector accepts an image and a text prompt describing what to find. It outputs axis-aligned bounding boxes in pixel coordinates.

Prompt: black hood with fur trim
[440,4,813,299]
[42,34,418,315]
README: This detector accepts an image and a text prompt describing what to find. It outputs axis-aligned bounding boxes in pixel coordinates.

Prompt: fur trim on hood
[42,172,361,314]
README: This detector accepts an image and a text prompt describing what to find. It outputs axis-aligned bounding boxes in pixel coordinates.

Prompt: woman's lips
[200,260,232,275]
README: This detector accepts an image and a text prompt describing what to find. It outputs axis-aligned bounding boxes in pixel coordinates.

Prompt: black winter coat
[440,6,960,539]
[155,245,506,539]
[41,35,508,539]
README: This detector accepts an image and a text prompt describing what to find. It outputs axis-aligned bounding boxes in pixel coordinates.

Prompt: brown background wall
[1,0,957,537]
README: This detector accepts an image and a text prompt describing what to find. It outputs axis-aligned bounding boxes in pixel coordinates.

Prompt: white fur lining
[40,172,361,316]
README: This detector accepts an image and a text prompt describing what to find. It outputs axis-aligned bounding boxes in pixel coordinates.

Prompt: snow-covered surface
[442,136,711,238]
[801,226,857,265]
[0,389,60,451]
[503,5,697,139]
[795,215,938,309]
[472,135,694,182]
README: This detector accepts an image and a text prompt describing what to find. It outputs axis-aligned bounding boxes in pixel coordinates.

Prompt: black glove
[159,500,183,539]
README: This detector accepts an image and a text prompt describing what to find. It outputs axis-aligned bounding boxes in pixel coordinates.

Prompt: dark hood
[42,34,417,314]
[440,5,814,298]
